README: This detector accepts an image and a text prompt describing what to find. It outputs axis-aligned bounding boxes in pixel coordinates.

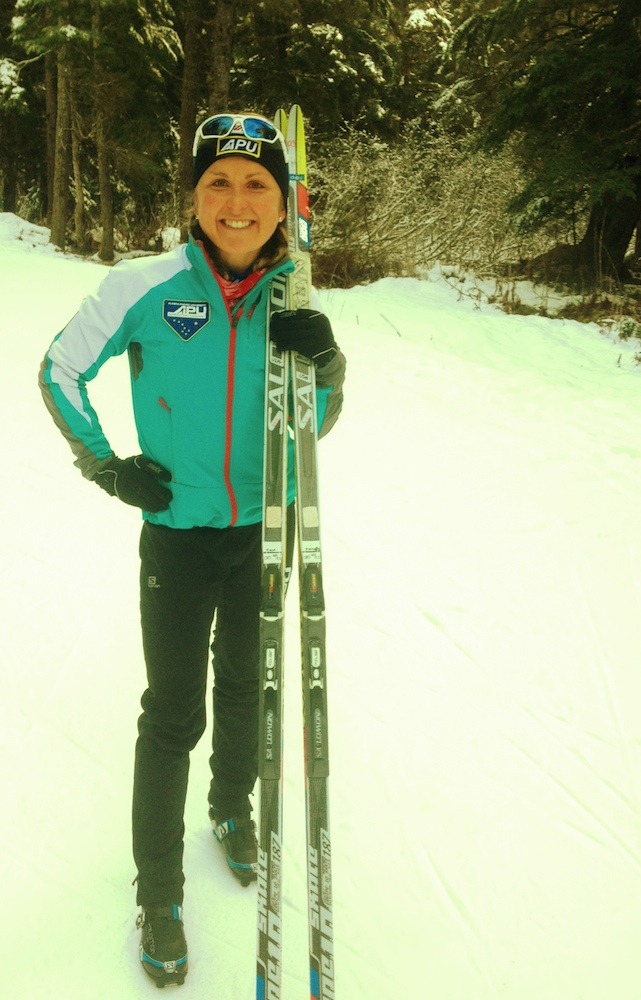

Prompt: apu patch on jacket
[163,300,210,341]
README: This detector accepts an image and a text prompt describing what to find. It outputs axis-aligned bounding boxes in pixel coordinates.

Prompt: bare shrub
[310,130,559,287]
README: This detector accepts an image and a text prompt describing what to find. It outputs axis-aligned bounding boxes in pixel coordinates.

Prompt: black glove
[92,455,172,513]
[270,309,337,366]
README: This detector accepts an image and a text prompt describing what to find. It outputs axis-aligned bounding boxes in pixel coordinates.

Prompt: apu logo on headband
[216,136,262,158]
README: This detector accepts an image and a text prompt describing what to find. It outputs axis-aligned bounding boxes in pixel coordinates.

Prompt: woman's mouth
[221,220,253,230]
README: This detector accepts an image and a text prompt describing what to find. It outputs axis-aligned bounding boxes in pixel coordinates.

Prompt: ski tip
[274,108,288,135]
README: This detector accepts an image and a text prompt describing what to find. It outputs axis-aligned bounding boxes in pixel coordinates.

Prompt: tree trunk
[70,72,86,250]
[207,0,235,110]
[178,0,206,239]
[96,109,114,262]
[576,178,641,280]
[93,2,114,262]
[1,115,18,213]
[530,171,641,287]
[51,39,72,249]
[44,24,57,223]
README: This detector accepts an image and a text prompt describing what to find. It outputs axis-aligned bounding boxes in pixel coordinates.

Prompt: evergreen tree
[85,0,181,258]
[10,0,181,253]
[448,0,641,282]
[0,0,24,213]
[231,0,400,138]
[1,0,53,218]
[386,2,453,133]
[174,0,209,233]
[11,0,90,245]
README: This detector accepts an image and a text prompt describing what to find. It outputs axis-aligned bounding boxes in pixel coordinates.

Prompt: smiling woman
[39,110,346,989]
[194,158,286,276]
[190,112,291,280]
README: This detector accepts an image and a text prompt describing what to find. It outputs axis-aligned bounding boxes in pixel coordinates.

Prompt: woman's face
[193,156,285,273]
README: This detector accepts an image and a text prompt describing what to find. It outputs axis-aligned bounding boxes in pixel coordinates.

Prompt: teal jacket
[39,238,345,529]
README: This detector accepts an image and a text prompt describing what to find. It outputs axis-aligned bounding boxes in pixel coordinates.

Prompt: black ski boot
[137,904,188,988]
[211,813,259,887]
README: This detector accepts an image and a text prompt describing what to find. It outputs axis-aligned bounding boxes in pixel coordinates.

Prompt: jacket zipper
[198,241,289,527]
[223,304,243,527]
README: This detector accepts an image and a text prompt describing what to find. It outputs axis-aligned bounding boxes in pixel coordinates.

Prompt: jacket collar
[186,236,294,297]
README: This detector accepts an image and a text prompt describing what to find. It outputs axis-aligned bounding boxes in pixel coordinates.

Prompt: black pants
[132,516,293,907]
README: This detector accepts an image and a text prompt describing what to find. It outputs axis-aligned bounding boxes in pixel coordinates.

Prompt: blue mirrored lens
[200,115,234,138]
[243,118,278,141]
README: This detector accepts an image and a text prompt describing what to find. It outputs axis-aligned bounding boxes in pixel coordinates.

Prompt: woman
[39,112,346,987]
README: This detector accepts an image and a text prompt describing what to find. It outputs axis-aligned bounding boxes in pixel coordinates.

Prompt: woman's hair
[190,218,288,279]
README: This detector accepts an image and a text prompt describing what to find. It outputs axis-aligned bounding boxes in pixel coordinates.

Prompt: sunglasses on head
[192,114,286,157]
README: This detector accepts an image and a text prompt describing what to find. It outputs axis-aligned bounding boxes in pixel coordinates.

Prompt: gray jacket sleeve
[316,347,346,439]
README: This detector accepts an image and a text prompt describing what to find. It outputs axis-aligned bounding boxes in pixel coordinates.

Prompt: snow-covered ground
[2,214,641,999]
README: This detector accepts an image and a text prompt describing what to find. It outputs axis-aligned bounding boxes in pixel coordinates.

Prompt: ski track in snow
[2,238,641,998]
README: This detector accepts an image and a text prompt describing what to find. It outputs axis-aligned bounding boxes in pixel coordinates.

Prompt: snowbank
[0,211,54,252]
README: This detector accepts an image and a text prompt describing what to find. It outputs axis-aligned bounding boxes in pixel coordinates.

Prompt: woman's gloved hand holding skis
[270,309,337,367]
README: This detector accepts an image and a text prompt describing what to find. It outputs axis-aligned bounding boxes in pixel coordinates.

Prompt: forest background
[1,0,640,307]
